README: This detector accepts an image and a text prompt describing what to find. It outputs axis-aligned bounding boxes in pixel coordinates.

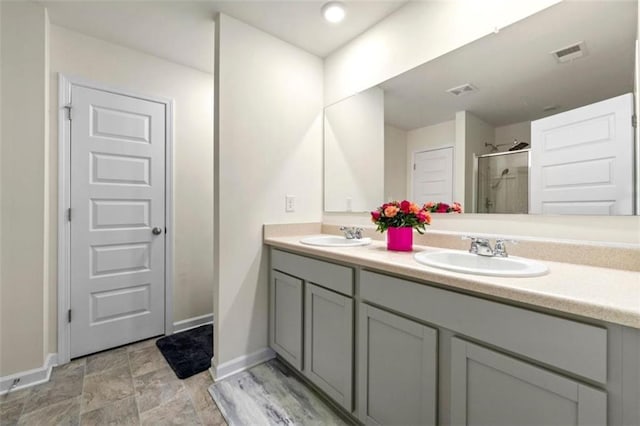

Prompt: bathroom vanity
[264,231,640,426]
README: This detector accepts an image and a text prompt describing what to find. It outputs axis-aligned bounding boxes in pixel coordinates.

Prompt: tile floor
[209,359,349,426]
[0,337,227,425]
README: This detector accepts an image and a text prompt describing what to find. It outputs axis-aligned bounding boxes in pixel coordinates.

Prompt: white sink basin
[414,250,548,277]
[300,235,372,247]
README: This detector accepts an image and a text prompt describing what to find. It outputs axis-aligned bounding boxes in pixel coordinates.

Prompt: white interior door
[530,93,634,215]
[412,147,454,206]
[70,85,166,358]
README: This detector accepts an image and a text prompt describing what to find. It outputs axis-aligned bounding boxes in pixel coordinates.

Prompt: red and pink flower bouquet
[370,200,432,251]
[423,201,463,214]
[371,200,432,233]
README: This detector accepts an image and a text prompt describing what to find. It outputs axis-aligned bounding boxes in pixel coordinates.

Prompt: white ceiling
[40,0,408,73]
[380,0,637,130]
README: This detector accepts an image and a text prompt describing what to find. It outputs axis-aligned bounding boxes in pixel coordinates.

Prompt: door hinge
[68,309,72,323]
[64,104,72,121]
[67,208,72,221]
[413,163,416,170]
[633,114,637,128]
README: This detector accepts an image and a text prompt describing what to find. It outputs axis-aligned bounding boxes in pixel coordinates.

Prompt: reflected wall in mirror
[323,1,638,215]
[324,87,384,212]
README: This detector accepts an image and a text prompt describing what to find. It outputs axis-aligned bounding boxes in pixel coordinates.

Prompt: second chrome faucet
[463,236,517,257]
[340,226,364,240]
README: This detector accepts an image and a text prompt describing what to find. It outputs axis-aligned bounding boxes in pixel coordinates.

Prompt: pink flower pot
[387,226,413,251]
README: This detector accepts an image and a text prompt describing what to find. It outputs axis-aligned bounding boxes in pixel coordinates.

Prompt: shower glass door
[477,150,529,214]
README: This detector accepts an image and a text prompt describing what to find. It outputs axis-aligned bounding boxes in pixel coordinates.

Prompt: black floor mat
[156,324,213,379]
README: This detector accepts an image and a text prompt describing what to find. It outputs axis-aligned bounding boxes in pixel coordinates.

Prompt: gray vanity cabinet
[269,270,303,370]
[270,248,355,413]
[304,283,354,411]
[268,248,636,425]
[358,303,438,426]
[450,338,607,426]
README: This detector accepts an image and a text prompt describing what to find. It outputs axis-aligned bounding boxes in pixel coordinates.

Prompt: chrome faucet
[493,239,517,257]
[463,236,494,256]
[340,226,364,239]
[463,236,517,257]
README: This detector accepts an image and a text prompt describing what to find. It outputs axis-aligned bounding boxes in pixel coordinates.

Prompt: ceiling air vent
[551,41,586,63]
[446,83,478,96]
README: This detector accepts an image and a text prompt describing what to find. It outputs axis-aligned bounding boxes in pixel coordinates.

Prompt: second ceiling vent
[551,41,587,63]
[446,83,478,96]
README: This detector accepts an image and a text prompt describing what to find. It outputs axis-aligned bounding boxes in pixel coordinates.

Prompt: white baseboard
[211,347,275,381]
[172,313,213,334]
[0,353,58,395]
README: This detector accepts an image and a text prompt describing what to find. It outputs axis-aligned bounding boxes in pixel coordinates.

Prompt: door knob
[152,227,163,235]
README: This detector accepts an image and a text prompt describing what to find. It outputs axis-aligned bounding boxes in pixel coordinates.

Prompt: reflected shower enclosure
[476,150,530,214]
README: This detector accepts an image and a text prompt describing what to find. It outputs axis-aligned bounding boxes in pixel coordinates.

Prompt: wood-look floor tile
[22,362,85,415]
[209,359,349,426]
[17,396,80,426]
[82,365,134,413]
[85,347,129,376]
[128,346,168,378]
[80,396,139,426]
[139,388,201,426]
[133,366,184,414]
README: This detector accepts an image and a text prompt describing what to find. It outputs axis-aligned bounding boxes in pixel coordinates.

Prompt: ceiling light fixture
[322,1,346,23]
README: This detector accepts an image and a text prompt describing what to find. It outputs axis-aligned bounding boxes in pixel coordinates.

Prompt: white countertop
[264,234,640,329]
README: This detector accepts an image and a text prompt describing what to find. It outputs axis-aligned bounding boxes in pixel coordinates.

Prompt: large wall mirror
[324,1,638,215]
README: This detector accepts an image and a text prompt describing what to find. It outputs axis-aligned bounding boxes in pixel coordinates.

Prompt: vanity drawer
[360,270,607,384]
[271,249,354,296]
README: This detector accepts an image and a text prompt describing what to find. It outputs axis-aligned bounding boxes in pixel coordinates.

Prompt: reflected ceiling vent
[446,83,478,96]
[551,41,587,63]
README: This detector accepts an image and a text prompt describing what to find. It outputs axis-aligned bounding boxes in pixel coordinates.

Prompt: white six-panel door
[70,85,166,358]
[530,93,634,215]
[412,147,454,206]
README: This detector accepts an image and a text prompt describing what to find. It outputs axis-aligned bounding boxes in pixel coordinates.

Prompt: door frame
[411,145,455,203]
[57,74,175,364]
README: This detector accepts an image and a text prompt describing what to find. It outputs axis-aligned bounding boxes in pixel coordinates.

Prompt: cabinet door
[450,338,607,426]
[304,283,353,411]
[358,304,437,426]
[269,270,303,370]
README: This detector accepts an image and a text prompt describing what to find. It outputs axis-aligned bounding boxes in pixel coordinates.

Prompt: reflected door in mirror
[412,147,453,206]
[530,93,634,215]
